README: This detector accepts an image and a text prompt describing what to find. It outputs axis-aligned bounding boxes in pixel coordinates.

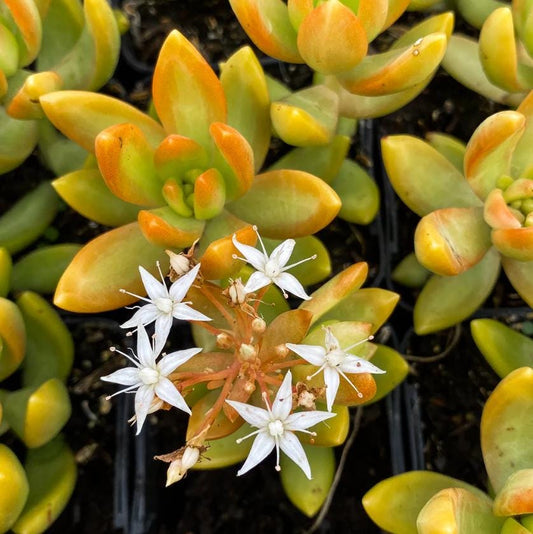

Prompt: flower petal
[232,234,266,271]
[272,370,294,420]
[155,377,191,414]
[135,384,155,434]
[270,238,295,269]
[169,263,201,302]
[279,431,311,479]
[341,356,385,375]
[172,303,212,322]
[139,265,168,300]
[285,343,326,366]
[324,366,340,412]
[285,410,336,431]
[153,313,173,355]
[274,272,311,300]
[237,431,275,476]
[101,367,141,386]
[120,304,160,329]
[158,347,203,376]
[243,271,271,293]
[324,328,340,352]
[225,399,270,427]
[136,324,157,367]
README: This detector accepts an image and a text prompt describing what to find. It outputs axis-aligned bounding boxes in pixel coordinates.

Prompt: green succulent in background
[363,367,533,534]
[0,0,122,176]
[384,92,533,334]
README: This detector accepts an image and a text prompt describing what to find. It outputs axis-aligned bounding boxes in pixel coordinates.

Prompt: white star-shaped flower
[232,227,316,300]
[226,370,335,479]
[102,324,201,434]
[120,262,211,354]
[286,327,385,411]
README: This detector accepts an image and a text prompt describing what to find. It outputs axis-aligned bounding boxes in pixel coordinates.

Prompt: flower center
[264,260,281,279]
[139,367,160,385]
[155,297,173,314]
[268,419,285,437]
[325,349,345,368]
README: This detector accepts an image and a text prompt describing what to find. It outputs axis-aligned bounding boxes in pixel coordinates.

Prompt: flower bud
[166,250,193,281]
[274,344,289,359]
[165,446,200,486]
[251,317,266,334]
[216,332,234,349]
[239,343,258,361]
[225,278,247,305]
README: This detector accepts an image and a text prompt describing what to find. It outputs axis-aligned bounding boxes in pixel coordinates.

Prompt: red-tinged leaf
[152,30,226,147]
[4,0,41,66]
[226,169,341,239]
[40,91,166,152]
[492,227,533,262]
[54,223,169,312]
[210,122,254,200]
[138,207,205,249]
[95,123,164,206]
[154,135,208,180]
[297,0,368,74]
[484,189,523,230]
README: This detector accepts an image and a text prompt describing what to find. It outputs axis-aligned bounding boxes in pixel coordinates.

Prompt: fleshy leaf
[226,169,341,239]
[392,252,432,288]
[363,471,491,534]
[356,0,388,42]
[0,106,38,174]
[193,168,226,220]
[54,223,169,312]
[0,444,28,533]
[501,256,533,307]
[455,0,507,28]
[298,403,349,447]
[470,319,533,379]
[382,135,481,216]
[280,443,335,517]
[52,169,141,227]
[3,0,42,66]
[492,227,533,261]
[152,30,227,147]
[153,135,208,180]
[367,344,408,403]
[426,132,466,172]
[331,159,379,224]
[296,0,368,74]
[414,247,500,334]
[338,33,447,96]
[392,11,455,50]
[417,487,503,534]
[0,297,26,381]
[482,367,533,494]
[220,46,271,171]
[229,0,303,63]
[465,111,525,200]
[414,207,492,276]
[493,469,533,516]
[0,248,11,298]
[502,517,533,534]
[40,91,166,152]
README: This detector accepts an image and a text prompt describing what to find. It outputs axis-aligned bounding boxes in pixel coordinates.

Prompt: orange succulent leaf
[492,227,533,262]
[482,367,533,495]
[7,71,62,120]
[414,247,500,335]
[414,207,492,276]
[258,309,313,363]
[300,262,369,324]
[95,123,164,207]
[153,134,208,180]
[210,122,254,200]
[4,0,42,66]
[501,256,533,308]
[193,168,226,220]
[138,207,205,249]
[356,0,388,42]
[226,169,341,239]
[297,0,368,74]
[383,0,411,29]
[40,91,166,152]
[219,46,271,172]
[381,135,481,217]
[338,32,447,96]
[493,469,533,516]
[152,30,226,147]
[270,85,339,146]
[54,222,169,312]
[229,0,303,63]
[199,223,257,281]
[484,189,523,230]
[465,110,526,200]
[0,297,26,381]
[287,0,313,31]
[391,11,454,51]
[187,390,243,441]
[319,288,399,334]
[417,488,503,534]
[52,168,141,227]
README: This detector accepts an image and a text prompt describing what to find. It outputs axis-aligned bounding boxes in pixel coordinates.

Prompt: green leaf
[366,344,408,403]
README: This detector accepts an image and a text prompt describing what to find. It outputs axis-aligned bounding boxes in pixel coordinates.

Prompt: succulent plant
[383,92,533,334]
[40,29,348,313]
[0,0,121,175]
[363,367,533,534]
[230,0,453,118]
